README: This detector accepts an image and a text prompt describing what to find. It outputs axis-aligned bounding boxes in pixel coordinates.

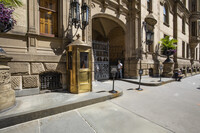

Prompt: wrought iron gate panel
[93,41,109,80]
[40,72,62,90]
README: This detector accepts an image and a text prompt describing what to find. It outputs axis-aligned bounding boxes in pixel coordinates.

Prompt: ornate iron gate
[40,72,62,90]
[93,41,109,80]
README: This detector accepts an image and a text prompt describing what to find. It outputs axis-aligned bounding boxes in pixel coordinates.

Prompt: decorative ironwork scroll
[93,41,109,80]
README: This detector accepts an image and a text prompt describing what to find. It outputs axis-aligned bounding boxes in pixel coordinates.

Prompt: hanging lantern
[71,0,80,28]
[81,3,89,30]
[70,0,89,30]
[146,30,154,45]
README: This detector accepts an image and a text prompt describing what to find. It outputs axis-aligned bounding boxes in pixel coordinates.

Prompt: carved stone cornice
[160,0,174,14]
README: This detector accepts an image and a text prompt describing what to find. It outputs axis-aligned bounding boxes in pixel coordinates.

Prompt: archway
[92,16,126,80]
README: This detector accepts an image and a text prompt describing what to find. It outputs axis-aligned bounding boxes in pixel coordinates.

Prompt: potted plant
[159,36,178,62]
[0,0,22,32]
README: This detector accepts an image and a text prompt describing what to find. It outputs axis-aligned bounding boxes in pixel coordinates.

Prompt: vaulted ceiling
[92,17,123,39]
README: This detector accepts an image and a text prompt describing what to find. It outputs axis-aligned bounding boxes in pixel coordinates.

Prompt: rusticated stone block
[44,63,66,73]
[31,63,45,74]
[11,76,22,90]
[8,62,30,75]
[23,75,39,89]
[44,63,57,71]
[0,68,10,85]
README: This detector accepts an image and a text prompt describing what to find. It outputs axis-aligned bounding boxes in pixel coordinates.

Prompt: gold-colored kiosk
[66,40,92,94]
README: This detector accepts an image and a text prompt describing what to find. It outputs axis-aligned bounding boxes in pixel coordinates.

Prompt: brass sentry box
[66,40,92,94]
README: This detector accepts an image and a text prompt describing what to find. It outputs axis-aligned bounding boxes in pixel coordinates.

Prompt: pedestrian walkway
[0,81,122,129]
[121,76,174,86]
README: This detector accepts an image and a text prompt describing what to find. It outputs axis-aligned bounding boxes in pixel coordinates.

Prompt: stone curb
[0,90,123,129]
[121,73,200,86]
[121,79,175,86]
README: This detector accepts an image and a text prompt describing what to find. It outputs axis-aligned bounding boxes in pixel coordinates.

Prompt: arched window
[163,4,169,25]
[147,0,152,12]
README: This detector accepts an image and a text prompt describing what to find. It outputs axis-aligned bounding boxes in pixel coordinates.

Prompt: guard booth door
[93,41,109,80]
[77,48,92,93]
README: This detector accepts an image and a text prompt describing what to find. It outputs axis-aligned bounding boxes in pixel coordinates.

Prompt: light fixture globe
[71,0,80,28]
[81,3,89,29]
[145,13,157,26]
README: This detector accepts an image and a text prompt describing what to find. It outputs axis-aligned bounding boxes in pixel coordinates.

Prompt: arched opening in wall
[92,16,125,80]
[40,71,62,91]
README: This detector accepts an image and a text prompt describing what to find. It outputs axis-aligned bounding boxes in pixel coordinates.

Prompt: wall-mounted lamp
[70,0,89,30]
[146,30,154,45]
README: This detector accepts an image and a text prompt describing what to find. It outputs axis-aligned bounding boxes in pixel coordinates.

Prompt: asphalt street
[1,75,200,133]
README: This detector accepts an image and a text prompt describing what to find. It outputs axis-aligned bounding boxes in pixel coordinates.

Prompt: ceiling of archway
[92,17,123,38]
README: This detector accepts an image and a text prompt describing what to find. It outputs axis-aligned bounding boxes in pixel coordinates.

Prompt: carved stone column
[0,53,15,111]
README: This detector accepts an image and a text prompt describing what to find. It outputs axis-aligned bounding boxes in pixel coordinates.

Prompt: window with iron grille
[40,72,62,90]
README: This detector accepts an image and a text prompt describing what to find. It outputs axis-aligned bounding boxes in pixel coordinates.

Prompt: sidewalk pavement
[0,81,122,129]
[0,75,191,129]
[121,76,175,86]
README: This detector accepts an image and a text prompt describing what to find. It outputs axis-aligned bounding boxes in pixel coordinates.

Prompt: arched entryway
[92,15,126,80]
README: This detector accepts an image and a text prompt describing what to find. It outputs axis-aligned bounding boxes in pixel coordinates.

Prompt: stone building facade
[0,0,200,96]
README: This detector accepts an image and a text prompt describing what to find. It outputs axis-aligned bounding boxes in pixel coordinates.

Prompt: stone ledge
[0,90,123,129]
[15,88,40,97]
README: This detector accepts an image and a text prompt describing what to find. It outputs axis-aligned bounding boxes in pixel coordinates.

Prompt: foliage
[0,0,22,7]
[159,36,178,55]
[0,0,22,32]
[0,3,15,32]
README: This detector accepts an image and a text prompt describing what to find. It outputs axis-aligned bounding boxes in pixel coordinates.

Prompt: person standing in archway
[117,60,123,79]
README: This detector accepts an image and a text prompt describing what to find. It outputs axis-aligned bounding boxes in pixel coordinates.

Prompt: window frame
[191,21,197,36]
[147,0,152,13]
[39,0,58,37]
[186,44,190,59]
[163,4,169,26]
[182,17,185,34]
[191,0,197,12]
[182,41,185,58]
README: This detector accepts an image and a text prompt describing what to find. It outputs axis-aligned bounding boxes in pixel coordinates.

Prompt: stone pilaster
[27,0,38,53]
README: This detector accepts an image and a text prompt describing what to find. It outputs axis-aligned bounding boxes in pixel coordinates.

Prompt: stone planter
[162,60,174,77]
[0,54,15,112]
